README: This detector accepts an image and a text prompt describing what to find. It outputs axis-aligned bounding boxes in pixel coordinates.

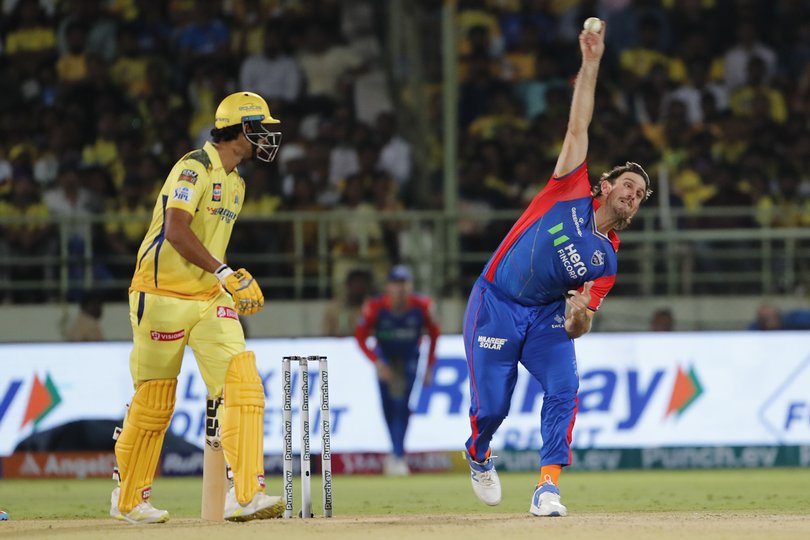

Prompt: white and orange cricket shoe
[529,481,568,517]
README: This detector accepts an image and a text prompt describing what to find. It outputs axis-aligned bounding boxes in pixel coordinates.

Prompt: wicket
[282,355,332,518]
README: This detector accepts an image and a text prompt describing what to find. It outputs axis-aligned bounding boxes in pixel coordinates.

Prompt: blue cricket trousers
[463,277,579,467]
[377,356,418,457]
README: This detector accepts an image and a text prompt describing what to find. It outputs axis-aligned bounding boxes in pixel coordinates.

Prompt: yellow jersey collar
[203,141,224,171]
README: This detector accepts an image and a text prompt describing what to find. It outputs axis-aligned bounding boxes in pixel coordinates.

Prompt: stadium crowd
[1,0,809,303]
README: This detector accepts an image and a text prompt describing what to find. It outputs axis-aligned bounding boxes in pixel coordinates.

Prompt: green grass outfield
[2,468,810,519]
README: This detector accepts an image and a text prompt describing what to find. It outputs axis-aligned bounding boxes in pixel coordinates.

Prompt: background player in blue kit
[355,265,440,475]
[462,21,652,516]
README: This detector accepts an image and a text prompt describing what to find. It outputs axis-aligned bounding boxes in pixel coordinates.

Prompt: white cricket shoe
[529,481,568,517]
[110,487,170,524]
[465,451,501,506]
[384,455,410,476]
[224,487,285,522]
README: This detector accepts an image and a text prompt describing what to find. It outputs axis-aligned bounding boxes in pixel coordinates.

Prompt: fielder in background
[462,21,651,516]
[112,91,283,524]
[355,265,440,475]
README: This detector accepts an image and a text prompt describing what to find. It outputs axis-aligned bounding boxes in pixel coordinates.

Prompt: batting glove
[215,265,264,315]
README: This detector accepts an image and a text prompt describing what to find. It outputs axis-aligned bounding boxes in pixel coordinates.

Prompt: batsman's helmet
[214,91,281,162]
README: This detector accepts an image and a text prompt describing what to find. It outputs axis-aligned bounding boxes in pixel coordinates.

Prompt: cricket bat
[201,397,227,521]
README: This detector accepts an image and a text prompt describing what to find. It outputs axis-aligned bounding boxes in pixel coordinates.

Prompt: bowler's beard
[613,216,633,231]
[611,196,635,231]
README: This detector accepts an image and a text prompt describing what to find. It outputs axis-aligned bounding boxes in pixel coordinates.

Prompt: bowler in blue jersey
[462,21,651,517]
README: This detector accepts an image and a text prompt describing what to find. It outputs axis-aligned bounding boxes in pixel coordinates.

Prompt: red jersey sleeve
[534,162,592,203]
[354,298,381,363]
[412,295,441,368]
[586,274,615,311]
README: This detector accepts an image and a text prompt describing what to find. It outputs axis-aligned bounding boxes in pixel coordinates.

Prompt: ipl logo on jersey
[212,183,222,202]
[172,186,193,203]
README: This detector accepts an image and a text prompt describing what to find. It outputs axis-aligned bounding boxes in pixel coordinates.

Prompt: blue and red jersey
[355,294,440,367]
[482,163,619,310]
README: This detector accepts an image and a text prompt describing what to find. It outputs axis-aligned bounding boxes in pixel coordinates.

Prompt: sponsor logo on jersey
[552,314,565,329]
[548,222,588,279]
[571,207,584,237]
[172,186,193,203]
[150,330,185,341]
[216,306,238,320]
[212,183,222,201]
[206,206,238,224]
[234,194,240,206]
[558,244,588,279]
[178,168,198,184]
[591,250,605,266]
[547,222,569,246]
[478,336,507,350]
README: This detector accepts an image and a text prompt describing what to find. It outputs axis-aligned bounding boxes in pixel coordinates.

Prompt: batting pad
[115,378,177,513]
[221,351,266,505]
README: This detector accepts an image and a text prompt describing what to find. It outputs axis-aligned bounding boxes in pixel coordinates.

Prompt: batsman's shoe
[465,451,501,506]
[529,481,568,517]
[110,487,170,524]
[224,487,284,522]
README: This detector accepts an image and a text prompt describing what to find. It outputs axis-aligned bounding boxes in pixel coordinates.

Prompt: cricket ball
[583,17,602,33]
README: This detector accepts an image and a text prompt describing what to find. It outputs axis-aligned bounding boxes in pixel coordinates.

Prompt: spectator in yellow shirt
[4,0,56,72]
[105,175,151,278]
[109,25,149,99]
[56,21,88,85]
[0,173,55,302]
[730,55,787,123]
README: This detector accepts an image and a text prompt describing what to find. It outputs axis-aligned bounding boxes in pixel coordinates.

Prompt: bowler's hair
[592,162,653,201]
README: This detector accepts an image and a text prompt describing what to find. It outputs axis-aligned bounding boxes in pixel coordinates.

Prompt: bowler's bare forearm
[568,61,600,135]
[553,25,604,178]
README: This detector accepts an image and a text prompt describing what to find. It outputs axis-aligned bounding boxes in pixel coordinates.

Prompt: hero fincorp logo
[0,372,63,431]
[548,222,587,279]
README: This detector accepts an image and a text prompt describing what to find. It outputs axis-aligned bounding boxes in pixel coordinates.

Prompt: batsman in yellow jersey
[110,92,283,524]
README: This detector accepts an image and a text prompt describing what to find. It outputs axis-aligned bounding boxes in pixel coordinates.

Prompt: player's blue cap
[388,265,412,282]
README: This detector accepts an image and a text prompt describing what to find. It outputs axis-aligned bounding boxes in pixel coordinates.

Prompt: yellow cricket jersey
[130,142,245,300]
